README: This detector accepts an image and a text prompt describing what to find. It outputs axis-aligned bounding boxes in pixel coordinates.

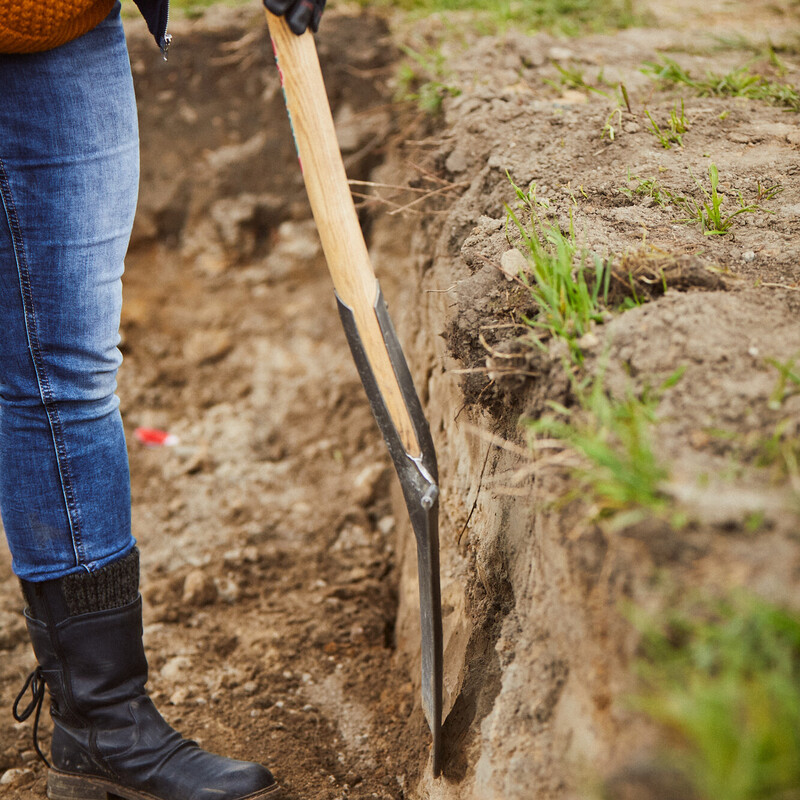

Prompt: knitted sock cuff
[62,548,140,616]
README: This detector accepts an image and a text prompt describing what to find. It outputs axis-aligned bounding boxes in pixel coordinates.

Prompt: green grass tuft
[618,171,671,206]
[545,63,613,97]
[506,176,609,363]
[639,164,777,236]
[643,100,690,149]
[767,354,800,411]
[168,0,250,17]
[528,366,684,524]
[354,0,646,36]
[618,164,781,236]
[395,44,461,114]
[633,594,800,800]
[684,164,769,235]
[642,57,800,112]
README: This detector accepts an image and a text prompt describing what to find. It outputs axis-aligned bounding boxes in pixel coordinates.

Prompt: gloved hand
[263,0,326,35]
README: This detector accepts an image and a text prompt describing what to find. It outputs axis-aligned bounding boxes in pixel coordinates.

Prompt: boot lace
[13,668,51,768]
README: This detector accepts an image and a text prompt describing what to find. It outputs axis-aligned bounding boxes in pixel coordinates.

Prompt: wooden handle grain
[266,11,421,458]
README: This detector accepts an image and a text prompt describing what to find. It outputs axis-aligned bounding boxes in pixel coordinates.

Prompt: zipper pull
[160,32,173,61]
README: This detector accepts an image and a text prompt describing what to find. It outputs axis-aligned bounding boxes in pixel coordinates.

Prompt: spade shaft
[265,11,443,776]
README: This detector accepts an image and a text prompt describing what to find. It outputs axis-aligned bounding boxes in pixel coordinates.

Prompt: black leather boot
[14,550,281,800]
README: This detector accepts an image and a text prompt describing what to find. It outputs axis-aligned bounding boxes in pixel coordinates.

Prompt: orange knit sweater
[0,0,116,53]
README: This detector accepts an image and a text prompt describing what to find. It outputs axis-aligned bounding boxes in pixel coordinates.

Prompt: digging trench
[0,9,533,798]
[2,4,800,800]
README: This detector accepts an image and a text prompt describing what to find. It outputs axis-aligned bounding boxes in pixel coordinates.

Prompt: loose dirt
[1,1,799,799]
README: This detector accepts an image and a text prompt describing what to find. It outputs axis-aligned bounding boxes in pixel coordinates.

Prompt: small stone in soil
[160,656,193,683]
[242,545,259,563]
[182,569,218,606]
[0,768,33,786]
[349,624,367,644]
[170,688,189,705]
[500,249,529,282]
[377,516,395,535]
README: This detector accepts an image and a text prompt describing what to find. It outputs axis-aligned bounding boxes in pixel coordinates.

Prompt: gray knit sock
[21,548,140,622]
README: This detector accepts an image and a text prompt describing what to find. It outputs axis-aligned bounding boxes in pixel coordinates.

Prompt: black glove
[263,0,326,35]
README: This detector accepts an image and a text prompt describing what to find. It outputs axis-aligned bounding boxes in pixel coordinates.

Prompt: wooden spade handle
[265,10,421,459]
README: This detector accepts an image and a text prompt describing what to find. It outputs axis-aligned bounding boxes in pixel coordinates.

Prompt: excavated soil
[2,1,800,799]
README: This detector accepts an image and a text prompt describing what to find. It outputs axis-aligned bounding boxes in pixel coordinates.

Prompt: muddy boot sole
[47,770,284,800]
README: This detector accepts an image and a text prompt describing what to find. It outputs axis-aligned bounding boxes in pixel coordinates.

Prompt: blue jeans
[0,3,138,581]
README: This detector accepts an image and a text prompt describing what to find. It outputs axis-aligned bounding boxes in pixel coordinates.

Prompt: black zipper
[158,0,171,60]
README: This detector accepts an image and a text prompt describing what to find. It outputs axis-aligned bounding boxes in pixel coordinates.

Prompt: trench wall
[370,164,660,798]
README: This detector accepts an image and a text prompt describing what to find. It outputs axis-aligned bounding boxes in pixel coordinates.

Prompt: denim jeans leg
[0,3,138,581]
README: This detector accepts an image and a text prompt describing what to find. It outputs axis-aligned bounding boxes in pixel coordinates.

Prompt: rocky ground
[1,1,799,798]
